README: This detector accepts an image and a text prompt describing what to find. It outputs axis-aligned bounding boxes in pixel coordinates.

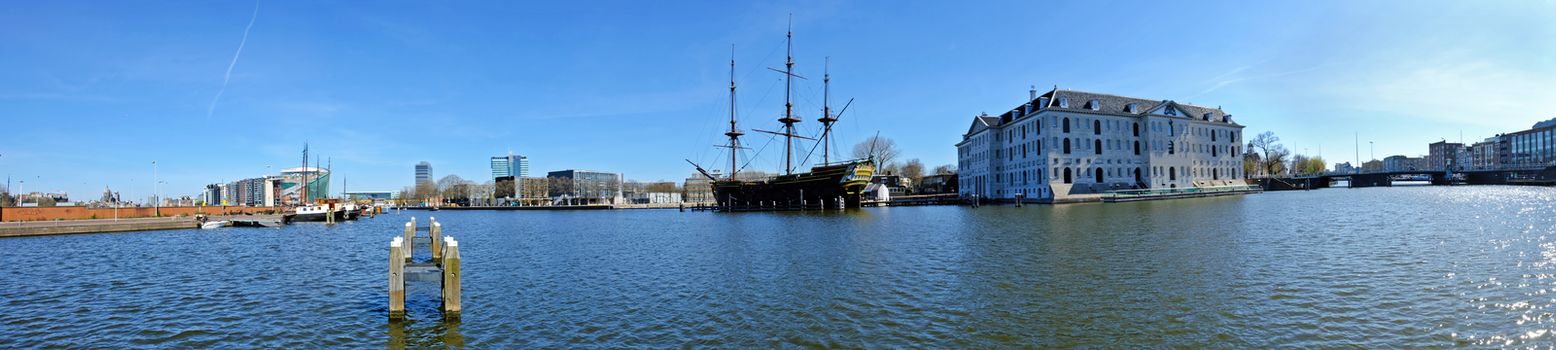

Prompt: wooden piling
[389,237,405,320]
[402,218,415,262]
[430,219,443,261]
[441,236,461,319]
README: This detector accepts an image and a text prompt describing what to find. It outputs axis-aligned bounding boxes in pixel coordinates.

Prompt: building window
[1133,122,1140,137]
[1094,139,1102,155]
[1058,97,1069,108]
[1088,99,1100,110]
[1093,120,1101,135]
[1063,168,1072,184]
[1169,167,1177,180]
[1095,168,1104,183]
[1063,138,1071,154]
[1063,118,1071,133]
[1134,141,1141,155]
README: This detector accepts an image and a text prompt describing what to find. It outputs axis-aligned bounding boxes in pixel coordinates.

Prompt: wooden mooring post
[388,217,462,321]
[441,236,461,318]
[402,217,415,262]
[389,236,406,320]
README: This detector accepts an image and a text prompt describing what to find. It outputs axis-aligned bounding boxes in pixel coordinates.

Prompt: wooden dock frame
[388,216,461,321]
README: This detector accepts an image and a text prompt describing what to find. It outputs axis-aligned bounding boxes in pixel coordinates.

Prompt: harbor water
[3,185,1556,347]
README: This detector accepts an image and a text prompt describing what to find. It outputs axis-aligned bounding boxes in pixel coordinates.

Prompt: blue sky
[3,0,1555,200]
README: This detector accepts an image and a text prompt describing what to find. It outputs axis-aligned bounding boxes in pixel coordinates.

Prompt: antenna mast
[724,45,743,179]
[819,57,837,164]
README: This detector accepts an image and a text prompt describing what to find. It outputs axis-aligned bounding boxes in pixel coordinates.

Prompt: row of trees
[1243,131,1326,178]
[848,136,956,185]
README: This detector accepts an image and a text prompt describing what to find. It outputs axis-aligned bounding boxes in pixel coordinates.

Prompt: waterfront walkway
[0,217,196,237]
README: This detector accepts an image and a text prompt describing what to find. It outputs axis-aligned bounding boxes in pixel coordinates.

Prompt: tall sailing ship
[690,25,875,211]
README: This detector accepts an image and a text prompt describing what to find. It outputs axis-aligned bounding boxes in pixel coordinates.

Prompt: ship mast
[819,57,836,164]
[723,45,743,180]
[778,20,800,175]
[752,16,814,174]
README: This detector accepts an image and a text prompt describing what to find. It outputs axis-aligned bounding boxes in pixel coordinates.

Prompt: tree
[932,164,957,175]
[851,135,900,170]
[546,176,573,198]
[900,159,925,183]
[1246,131,1289,177]
[414,181,437,201]
[520,177,549,199]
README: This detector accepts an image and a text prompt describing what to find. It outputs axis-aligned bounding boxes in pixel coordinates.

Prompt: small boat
[201,221,232,229]
[344,203,361,220]
[293,203,337,222]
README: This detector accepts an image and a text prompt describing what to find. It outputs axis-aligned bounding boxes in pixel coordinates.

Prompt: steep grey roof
[964,87,1241,139]
[1020,88,1237,125]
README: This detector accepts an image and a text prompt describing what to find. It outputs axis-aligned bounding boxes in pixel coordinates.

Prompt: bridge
[1257,166,1556,190]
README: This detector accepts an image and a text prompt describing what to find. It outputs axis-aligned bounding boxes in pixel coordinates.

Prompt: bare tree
[900,158,925,183]
[931,164,957,175]
[851,135,900,170]
[1246,131,1289,177]
[520,177,548,199]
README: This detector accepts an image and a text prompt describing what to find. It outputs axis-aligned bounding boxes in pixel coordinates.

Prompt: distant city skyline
[2,1,1555,200]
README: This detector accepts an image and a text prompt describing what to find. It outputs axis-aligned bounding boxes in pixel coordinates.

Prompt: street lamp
[152,161,159,217]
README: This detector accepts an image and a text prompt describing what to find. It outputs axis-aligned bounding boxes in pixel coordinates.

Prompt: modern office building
[490,153,530,179]
[955,87,1246,202]
[415,161,434,185]
[546,169,623,204]
[1504,120,1556,170]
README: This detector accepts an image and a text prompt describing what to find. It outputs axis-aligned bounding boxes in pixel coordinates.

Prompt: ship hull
[712,160,874,211]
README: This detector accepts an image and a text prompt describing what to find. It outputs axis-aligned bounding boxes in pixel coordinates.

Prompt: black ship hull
[293,211,345,222]
[712,160,874,211]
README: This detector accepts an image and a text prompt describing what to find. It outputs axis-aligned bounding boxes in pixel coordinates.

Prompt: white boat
[201,221,232,229]
[293,203,343,222]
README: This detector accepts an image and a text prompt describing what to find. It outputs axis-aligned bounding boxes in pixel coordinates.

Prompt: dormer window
[1165,107,1176,116]
[1125,103,1138,113]
[1203,113,1212,121]
[1087,99,1100,111]
[1038,97,1050,108]
[1057,97,1069,108]
[1223,114,1233,123]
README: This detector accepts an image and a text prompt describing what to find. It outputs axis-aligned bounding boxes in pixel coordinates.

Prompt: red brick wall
[0,206,282,222]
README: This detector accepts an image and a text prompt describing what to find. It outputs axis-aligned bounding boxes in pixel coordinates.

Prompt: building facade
[1505,122,1556,170]
[955,88,1245,201]
[1382,155,1426,173]
[415,161,434,185]
[1334,162,1355,174]
[546,170,623,204]
[489,153,530,179]
[1427,141,1465,171]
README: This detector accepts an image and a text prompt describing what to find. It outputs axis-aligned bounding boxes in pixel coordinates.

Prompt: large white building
[956,88,1246,202]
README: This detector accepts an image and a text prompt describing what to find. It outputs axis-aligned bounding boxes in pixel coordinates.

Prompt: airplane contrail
[207,0,260,120]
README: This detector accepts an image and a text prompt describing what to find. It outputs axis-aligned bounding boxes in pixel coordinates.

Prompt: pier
[388,217,461,320]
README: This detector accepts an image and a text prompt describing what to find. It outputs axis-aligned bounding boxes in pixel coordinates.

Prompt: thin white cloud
[206,0,260,120]
[1330,59,1556,129]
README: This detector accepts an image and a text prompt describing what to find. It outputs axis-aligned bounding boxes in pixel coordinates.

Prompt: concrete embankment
[0,218,196,238]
